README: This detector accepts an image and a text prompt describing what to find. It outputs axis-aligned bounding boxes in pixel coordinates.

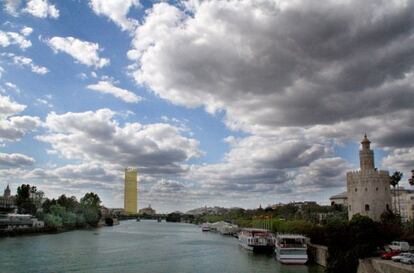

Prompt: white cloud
[47,36,110,68]
[11,54,49,74]
[37,109,201,174]
[87,81,142,103]
[20,26,33,36]
[0,95,25,117]
[0,152,35,168]
[3,0,22,16]
[23,0,59,18]
[0,94,41,142]
[0,30,32,49]
[5,82,20,93]
[127,0,414,190]
[89,0,140,31]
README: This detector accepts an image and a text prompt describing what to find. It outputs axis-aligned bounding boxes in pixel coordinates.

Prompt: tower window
[365,204,370,211]
[386,204,390,210]
[365,188,368,191]
[349,205,351,211]
[355,188,357,192]
[376,187,378,191]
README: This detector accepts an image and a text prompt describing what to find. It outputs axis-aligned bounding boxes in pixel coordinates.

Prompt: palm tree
[390,171,403,214]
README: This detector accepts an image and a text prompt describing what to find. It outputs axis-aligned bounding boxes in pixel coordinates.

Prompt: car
[381,250,401,260]
[389,241,410,252]
[401,256,414,265]
[392,252,414,262]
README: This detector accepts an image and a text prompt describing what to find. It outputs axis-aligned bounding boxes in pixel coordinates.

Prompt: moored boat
[275,234,308,264]
[201,223,211,232]
[238,228,274,253]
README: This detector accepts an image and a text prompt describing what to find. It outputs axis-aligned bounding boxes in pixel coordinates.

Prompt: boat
[238,228,274,252]
[201,223,211,232]
[274,234,308,264]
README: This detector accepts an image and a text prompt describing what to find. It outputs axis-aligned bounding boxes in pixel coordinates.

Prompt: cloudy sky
[1,0,414,212]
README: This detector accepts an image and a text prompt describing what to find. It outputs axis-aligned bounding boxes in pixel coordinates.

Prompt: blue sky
[1,0,413,212]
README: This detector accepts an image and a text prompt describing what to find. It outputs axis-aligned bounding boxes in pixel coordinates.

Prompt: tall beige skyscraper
[124,168,138,214]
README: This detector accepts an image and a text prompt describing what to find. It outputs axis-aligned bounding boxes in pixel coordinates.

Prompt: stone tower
[3,184,11,198]
[346,135,391,221]
[124,168,138,214]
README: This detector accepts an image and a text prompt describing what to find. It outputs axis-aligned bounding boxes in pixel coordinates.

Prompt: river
[0,220,324,273]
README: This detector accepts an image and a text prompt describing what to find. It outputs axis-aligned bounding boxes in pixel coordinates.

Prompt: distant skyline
[1,0,414,213]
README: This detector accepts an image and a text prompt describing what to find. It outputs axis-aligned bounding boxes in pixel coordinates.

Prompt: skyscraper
[124,168,138,214]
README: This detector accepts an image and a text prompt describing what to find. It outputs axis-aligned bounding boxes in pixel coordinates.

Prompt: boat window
[280,249,307,255]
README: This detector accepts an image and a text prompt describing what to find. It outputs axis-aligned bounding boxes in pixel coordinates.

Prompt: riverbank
[0,225,98,237]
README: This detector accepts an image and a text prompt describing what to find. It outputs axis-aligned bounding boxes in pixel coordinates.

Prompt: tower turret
[359,134,375,170]
[4,184,11,198]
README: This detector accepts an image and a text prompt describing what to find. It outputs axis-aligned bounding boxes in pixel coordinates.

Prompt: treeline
[39,193,102,229]
[15,184,102,230]
[193,202,347,226]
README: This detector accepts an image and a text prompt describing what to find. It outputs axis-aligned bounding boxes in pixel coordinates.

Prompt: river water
[0,220,324,273]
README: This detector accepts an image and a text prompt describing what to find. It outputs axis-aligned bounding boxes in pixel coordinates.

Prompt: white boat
[275,234,308,264]
[201,223,210,232]
[238,228,274,252]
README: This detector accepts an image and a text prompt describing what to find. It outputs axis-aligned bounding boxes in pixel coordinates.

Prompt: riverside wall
[357,258,414,273]
[307,243,328,267]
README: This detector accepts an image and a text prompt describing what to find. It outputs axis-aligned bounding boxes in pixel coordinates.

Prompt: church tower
[346,135,391,221]
[3,184,11,198]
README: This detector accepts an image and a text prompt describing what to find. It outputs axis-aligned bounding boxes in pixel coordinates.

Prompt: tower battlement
[346,169,389,181]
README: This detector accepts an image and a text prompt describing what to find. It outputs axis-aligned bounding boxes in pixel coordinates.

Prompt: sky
[1,0,414,213]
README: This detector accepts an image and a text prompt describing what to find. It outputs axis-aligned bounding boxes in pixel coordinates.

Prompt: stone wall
[347,169,391,221]
[357,258,414,273]
[308,243,328,267]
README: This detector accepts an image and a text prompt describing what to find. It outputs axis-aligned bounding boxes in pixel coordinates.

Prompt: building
[124,168,138,214]
[4,184,11,198]
[139,204,156,216]
[0,185,16,212]
[346,135,391,221]
[0,214,44,230]
[329,192,348,207]
[391,188,414,222]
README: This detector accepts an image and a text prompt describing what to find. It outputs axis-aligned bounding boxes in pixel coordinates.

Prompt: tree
[57,195,79,212]
[390,171,403,214]
[80,192,101,209]
[15,184,37,215]
[79,192,102,227]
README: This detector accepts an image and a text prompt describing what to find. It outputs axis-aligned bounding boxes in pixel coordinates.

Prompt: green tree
[57,195,79,212]
[15,184,37,215]
[43,213,63,228]
[79,192,102,227]
[80,192,101,209]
